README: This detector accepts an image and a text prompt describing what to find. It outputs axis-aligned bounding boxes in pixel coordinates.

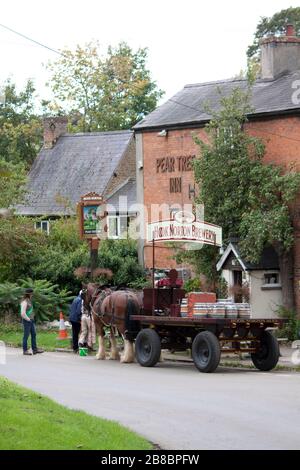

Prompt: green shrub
[184,278,201,293]
[0,279,74,323]
[216,277,229,299]
[48,217,83,251]
[0,216,46,283]
[276,306,300,341]
[128,277,151,289]
[0,214,147,294]
[30,244,89,294]
[97,239,145,286]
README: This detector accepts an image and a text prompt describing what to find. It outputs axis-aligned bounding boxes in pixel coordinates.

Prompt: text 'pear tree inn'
[183,85,300,311]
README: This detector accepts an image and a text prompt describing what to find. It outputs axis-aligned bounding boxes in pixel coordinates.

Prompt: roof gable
[17,130,134,216]
[217,243,279,272]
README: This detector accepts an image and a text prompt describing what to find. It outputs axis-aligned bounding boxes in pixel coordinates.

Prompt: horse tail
[125,297,140,340]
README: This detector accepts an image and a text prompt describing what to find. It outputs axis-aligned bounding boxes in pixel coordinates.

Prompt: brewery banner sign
[147,212,222,247]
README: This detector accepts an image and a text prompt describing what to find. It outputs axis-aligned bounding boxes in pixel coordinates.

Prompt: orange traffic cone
[57,312,68,340]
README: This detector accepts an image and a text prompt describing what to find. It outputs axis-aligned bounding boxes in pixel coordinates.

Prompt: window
[107,215,132,239]
[261,272,281,291]
[264,273,279,285]
[35,220,50,235]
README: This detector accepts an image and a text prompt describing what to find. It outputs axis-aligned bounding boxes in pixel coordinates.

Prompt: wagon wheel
[192,331,221,373]
[135,328,161,367]
[251,330,279,371]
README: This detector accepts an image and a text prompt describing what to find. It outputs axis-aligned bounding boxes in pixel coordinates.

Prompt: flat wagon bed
[131,314,285,373]
[131,315,283,328]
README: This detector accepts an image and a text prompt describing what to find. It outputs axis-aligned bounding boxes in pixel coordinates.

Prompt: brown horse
[83,283,142,363]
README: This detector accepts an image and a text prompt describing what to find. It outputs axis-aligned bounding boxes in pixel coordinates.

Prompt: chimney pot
[286,24,296,37]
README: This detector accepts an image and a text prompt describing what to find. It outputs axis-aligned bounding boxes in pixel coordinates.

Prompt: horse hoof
[96,354,106,360]
[109,354,120,361]
[120,356,133,364]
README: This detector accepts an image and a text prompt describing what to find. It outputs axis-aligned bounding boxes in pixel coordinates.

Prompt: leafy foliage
[0,144,46,284]
[30,218,89,293]
[177,85,300,298]
[276,306,300,341]
[0,159,27,208]
[96,239,145,286]
[0,279,73,322]
[28,219,146,293]
[46,41,164,131]
[0,282,23,308]
[247,7,300,60]
[184,278,202,293]
[0,216,46,282]
[0,80,42,167]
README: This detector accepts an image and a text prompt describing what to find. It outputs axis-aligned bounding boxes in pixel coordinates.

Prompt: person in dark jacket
[69,291,83,352]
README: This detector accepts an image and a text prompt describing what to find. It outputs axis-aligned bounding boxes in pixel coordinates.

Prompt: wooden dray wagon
[131,271,283,373]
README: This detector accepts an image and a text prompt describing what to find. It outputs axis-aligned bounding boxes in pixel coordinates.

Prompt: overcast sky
[1,0,299,105]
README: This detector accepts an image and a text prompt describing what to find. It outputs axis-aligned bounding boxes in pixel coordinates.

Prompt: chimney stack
[43,117,68,149]
[260,24,300,80]
[286,24,296,37]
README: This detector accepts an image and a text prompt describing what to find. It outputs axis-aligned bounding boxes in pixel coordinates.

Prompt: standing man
[69,291,83,353]
[78,306,96,351]
[20,288,44,356]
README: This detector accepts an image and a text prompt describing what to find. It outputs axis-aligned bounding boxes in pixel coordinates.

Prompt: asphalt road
[1,348,300,450]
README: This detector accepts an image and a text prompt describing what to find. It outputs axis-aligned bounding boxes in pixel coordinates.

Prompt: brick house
[17,118,137,239]
[133,25,300,313]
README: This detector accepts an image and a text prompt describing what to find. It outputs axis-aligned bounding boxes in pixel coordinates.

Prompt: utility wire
[2,22,300,144]
[0,23,65,57]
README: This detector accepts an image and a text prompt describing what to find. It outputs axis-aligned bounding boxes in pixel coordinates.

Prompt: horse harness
[90,289,133,327]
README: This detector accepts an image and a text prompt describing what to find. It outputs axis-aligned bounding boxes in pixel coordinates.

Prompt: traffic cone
[57,312,68,340]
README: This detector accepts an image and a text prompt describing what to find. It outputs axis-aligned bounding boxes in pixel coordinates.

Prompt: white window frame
[261,271,281,290]
[35,220,50,235]
[107,215,130,239]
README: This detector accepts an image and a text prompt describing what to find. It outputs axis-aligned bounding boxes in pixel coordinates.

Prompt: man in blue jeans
[69,291,83,352]
[20,288,44,355]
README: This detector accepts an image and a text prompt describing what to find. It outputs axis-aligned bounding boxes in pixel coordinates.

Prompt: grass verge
[0,323,71,351]
[0,377,152,450]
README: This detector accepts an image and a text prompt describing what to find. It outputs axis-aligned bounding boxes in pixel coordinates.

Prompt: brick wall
[142,128,208,269]
[141,116,300,312]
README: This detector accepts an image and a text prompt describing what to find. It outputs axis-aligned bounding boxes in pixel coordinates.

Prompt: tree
[46,41,164,132]
[0,158,45,283]
[178,86,300,310]
[247,7,300,60]
[0,79,42,167]
[0,159,27,209]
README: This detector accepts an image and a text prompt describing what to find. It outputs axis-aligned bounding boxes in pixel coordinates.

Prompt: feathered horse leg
[95,323,106,360]
[120,337,135,363]
[109,326,120,360]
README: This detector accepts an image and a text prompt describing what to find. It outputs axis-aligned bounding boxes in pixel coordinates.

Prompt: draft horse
[83,284,141,363]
